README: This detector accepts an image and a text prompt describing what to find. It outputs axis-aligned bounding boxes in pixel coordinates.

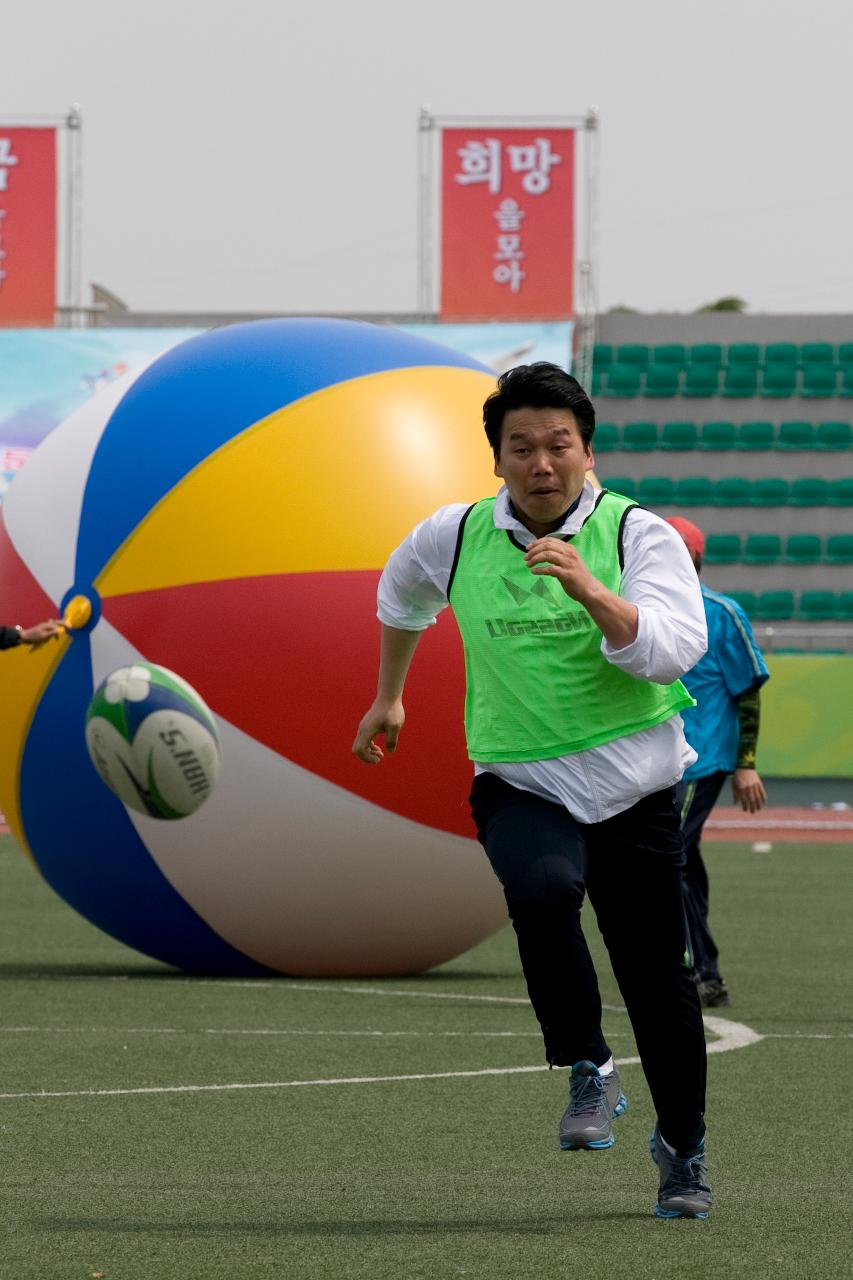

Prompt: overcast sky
[5,0,853,316]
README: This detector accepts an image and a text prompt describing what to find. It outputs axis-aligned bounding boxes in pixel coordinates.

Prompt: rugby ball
[85,663,221,819]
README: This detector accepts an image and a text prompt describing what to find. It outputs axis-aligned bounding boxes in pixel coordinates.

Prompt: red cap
[666,516,705,556]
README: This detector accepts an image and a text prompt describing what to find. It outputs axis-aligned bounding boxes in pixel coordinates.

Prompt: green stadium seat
[699,420,736,450]
[593,343,614,368]
[838,366,853,398]
[837,342,853,365]
[828,477,853,504]
[683,365,719,397]
[784,534,822,564]
[675,476,714,505]
[601,476,637,500]
[606,364,643,397]
[736,420,775,450]
[704,533,741,563]
[622,421,658,450]
[790,478,828,506]
[761,365,798,397]
[617,344,650,367]
[727,343,761,365]
[799,591,838,621]
[722,366,758,397]
[777,421,814,450]
[660,421,698,450]
[764,342,799,365]
[743,533,781,564]
[826,534,853,563]
[638,476,675,506]
[801,342,835,364]
[754,590,795,620]
[644,365,681,397]
[815,421,852,449]
[593,422,620,452]
[752,478,790,506]
[802,365,837,397]
[688,343,723,367]
[728,590,757,616]
[836,591,853,620]
[714,477,753,506]
[653,344,687,366]
[591,370,603,397]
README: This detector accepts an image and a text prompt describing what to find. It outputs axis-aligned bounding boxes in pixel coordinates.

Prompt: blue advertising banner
[0,321,573,498]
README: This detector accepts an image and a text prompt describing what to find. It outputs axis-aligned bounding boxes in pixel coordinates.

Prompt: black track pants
[470,772,707,1152]
[676,771,728,982]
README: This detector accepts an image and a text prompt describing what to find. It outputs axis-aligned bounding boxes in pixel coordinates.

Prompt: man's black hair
[482,361,596,455]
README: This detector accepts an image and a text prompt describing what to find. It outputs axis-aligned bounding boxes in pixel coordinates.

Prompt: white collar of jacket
[492,479,599,543]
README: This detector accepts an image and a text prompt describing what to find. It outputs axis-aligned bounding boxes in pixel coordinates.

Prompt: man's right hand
[352,698,405,765]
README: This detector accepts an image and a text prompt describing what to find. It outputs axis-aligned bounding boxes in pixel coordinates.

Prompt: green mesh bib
[448,492,695,762]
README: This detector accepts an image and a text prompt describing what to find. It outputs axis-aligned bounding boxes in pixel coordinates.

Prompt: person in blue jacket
[667,518,769,1008]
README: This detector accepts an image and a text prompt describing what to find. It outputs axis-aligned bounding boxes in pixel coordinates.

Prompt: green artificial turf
[0,834,851,1279]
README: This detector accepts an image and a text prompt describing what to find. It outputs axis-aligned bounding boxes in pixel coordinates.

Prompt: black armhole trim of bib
[446,503,476,600]
[615,498,638,572]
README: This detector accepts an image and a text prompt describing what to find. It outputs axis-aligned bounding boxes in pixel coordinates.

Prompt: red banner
[0,128,57,327]
[440,128,574,321]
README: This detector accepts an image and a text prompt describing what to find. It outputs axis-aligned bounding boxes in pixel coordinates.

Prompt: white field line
[193,981,627,1013]
[0,1017,763,1102]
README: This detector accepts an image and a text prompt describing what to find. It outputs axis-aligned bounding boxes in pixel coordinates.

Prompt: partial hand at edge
[352,698,406,765]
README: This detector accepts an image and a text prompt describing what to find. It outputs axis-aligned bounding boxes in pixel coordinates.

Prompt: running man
[353,363,712,1219]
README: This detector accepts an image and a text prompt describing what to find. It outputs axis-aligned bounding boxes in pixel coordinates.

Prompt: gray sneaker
[650,1125,713,1219]
[559,1060,628,1151]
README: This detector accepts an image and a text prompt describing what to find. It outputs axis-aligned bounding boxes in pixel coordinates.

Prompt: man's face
[494,406,594,535]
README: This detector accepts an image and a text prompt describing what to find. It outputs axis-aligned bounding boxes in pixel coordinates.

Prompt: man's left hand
[732,768,767,813]
[524,538,598,603]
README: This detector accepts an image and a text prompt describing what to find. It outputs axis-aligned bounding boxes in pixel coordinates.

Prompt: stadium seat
[784,534,822,564]
[799,591,838,621]
[606,364,643,397]
[688,343,723,368]
[743,533,781,563]
[660,421,698,450]
[802,365,837,397]
[837,342,853,366]
[728,591,757,616]
[801,342,834,364]
[777,421,814,450]
[838,366,853,398]
[644,365,681,397]
[736,420,775,450]
[704,533,741,564]
[764,342,798,365]
[699,420,736,450]
[617,344,650,367]
[601,476,637,500]
[727,343,761,366]
[652,344,686,366]
[622,421,658,450]
[713,477,752,506]
[722,366,758,397]
[826,534,853,563]
[591,371,603,397]
[593,343,614,368]
[682,365,719,397]
[761,365,798,397]
[752,478,790,506]
[638,476,675,506]
[815,421,852,449]
[675,476,714,505]
[828,477,853,504]
[754,590,795,620]
[790,478,828,506]
[836,591,853,620]
[593,422,620,452]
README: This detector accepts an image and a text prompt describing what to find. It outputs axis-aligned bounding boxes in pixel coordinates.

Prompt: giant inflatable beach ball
[0,319,508,976]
